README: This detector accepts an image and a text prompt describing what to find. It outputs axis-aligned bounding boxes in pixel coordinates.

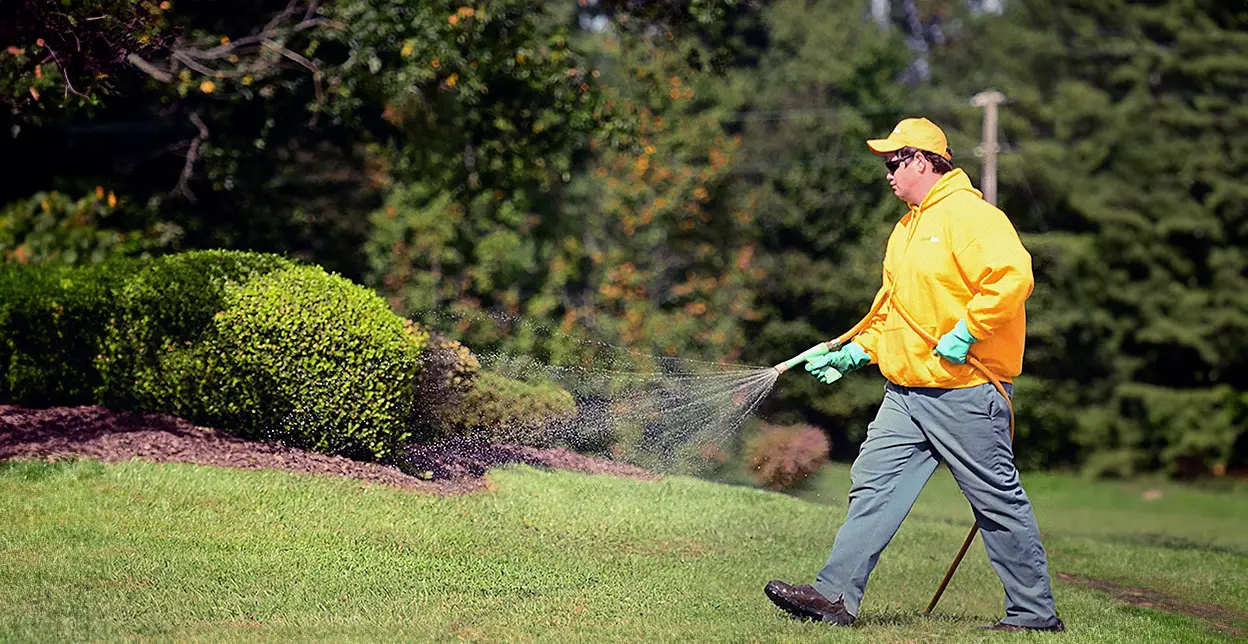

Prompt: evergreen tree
[925,0,1248,475]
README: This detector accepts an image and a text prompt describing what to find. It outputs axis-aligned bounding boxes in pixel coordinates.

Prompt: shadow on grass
[855,609,993,629]
[1111,533,1248,558]
[1057,572,1248,638]
[908,512,1246,558]
[0,457,106,481]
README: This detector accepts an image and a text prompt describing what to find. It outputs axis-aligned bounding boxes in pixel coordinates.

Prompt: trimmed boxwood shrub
[114,263,427,461]
[97,250,295,407]
[2,248,578,459]
[399,321,577,446]
[407,324,480,436]
[2,250,427,462]
[415,327,480,401]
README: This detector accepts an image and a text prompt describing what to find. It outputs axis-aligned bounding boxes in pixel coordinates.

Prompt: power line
[716,97,1017,124]
[726,145,1016,175]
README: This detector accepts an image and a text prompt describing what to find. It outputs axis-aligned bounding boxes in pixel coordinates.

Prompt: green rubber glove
[805,342,871,384]
[811,365,844,385]
[934,319,978,364]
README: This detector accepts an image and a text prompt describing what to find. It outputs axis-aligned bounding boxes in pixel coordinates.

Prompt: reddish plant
[745,423,829,491]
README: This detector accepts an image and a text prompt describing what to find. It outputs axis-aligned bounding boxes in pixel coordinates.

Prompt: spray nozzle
[772,341,839,375]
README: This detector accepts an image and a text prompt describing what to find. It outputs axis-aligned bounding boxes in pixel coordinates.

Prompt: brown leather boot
[763,580,856,626]
[983,619,1066,632]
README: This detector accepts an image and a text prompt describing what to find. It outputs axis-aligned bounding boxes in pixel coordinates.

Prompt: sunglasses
[885,153,916,173]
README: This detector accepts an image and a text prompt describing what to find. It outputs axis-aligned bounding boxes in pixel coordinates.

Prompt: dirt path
[0,405,656,494]
[1057,572,1248,637]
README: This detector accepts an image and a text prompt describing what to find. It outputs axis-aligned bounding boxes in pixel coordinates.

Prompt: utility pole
[971,90,1005,205]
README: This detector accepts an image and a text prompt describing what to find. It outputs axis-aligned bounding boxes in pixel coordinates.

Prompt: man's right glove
[934,319,977,365]
[805,342,872,384]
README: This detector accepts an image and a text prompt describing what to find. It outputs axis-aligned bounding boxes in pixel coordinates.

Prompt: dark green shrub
[418,327,481,395]
[119,264,426,460]
[1,247,580,460]
[744,423,829,491]
[0,265,20,399]
[398,321,576,448]
[2,250,427,462]
[0,260,138,406]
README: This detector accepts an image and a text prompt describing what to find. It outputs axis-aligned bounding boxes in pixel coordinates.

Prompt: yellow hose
[772,287,893,375]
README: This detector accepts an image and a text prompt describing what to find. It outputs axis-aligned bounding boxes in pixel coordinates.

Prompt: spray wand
[772,341,840,379]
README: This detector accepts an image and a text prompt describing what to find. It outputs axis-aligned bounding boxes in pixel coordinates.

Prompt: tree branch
[262,39,323,108]
[125,53,173,82]
[171,50,224,78]
[174,112,210,203]
[40,43,89,98]
[127,3,341,88]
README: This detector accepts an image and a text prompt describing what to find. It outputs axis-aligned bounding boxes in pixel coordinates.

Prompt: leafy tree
[0,0,172,120]
[556,27,761,364]
[366,5,759,368]
[1,1,614,277]
[1,0,367,271]
[0,0,332,125]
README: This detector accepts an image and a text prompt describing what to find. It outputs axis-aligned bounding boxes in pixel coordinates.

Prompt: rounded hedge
[401,323,578,446]
[1,249,584,460]
[439,369,577,446]
[110,258,427,461]
[97,250,295,409]
[2,250,427,462]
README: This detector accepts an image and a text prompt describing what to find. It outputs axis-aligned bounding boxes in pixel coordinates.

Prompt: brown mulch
[0,405,657,495]
[1056,572,1248,637]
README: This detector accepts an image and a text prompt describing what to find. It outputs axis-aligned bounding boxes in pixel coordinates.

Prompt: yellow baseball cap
[867,117,951,160]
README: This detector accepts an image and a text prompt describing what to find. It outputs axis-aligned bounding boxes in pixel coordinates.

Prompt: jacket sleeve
[956,207,1034,340]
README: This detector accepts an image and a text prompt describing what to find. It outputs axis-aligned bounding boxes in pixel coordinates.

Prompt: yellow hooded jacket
[854,169,1034,388]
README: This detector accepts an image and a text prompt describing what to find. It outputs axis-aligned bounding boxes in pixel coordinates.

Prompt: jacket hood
[920,169,982,210]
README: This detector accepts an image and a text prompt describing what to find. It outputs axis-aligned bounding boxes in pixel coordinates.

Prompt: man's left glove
[934,319,978,364]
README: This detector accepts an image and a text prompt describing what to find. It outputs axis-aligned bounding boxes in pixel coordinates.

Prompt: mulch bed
[0,405,656,495]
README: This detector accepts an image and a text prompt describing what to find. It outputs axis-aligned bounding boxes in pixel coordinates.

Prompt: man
[763,118,1064,632]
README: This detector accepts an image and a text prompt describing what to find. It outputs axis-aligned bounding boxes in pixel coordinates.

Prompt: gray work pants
[813,382,1059,628]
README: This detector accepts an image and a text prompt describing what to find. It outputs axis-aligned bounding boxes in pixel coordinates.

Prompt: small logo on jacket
[929,236,941,243]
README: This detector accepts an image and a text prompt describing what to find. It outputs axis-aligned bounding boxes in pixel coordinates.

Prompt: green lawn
[1,458,1244,643]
